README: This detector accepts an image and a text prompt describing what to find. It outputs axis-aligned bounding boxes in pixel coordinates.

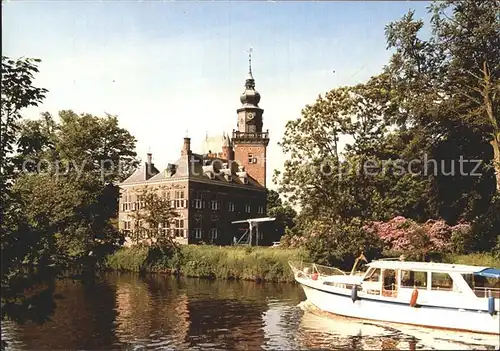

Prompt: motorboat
[289,258,500,334]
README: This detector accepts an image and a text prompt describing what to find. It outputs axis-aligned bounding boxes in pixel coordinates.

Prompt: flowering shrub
[364,217,472,256]
[280,234,308,248]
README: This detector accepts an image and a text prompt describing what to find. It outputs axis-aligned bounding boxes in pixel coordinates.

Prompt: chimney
[145,152,155,180]
[181,137,191,156]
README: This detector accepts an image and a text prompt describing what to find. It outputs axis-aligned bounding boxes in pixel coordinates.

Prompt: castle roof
[121,161,160,184]
[120,152,264,190]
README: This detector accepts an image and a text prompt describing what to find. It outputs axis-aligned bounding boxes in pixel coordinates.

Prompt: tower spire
[248,47,253,75]
[244,47,255,89]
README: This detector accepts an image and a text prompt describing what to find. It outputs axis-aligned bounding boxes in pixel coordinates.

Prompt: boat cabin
[361,261,500,300]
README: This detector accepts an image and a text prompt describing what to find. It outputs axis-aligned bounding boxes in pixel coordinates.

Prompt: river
[2,273,499,350]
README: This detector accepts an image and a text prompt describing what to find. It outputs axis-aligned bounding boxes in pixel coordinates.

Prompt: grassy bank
[106,245,310,283]
[107,245,499,283]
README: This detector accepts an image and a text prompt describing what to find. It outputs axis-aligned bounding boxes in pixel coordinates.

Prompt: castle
[118,55,270,245]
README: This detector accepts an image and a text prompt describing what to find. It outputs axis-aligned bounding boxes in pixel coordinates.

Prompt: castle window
[122,195,132,211]
[194,228,202,239]
[248,153,257,164]
[174,218,185,238]
[209,228,219,240]
[175,199,187,208]
[160,221,171,237]
[175,218,184,229]
[194,199,203,209]
[210,200,220,210]
[123,220,131,231]
[137,195,145,210]
[245,204,251,213]
[228,202,235,212]
[258,205,264,215]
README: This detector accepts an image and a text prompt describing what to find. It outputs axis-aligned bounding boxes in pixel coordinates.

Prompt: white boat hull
[299,281,500,335]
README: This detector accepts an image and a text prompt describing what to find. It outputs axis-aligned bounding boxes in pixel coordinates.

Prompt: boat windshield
[363,268,381,282]
[462,273,500,298]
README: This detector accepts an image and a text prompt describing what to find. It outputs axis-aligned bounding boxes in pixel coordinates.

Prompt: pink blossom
[365,217,471,253]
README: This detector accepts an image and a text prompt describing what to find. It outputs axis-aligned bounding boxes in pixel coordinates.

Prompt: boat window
[462,274,500,298]
[364,268,381,282]
[382,269,398,297]
[383,269,397,289]
[431,272,453,291]
[401,270,427,289]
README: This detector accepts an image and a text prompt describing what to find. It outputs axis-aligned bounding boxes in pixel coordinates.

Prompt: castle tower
[232,48,269,188]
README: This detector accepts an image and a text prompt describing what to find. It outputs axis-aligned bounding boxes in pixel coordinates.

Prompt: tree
[276,77,432,226]
[14,110,139,183]
[10,111,139,275]
[265,189,297,239]
[1,56,48,193]
[1,59,139,325]
[384,2,499,194]
[304,219,383,270]
[1,56,51,325]
[266,189,282,211]
[430,0,500,192]
[128,186,179,248]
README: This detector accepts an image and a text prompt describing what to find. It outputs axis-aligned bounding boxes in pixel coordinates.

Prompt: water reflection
[2,273,498,350]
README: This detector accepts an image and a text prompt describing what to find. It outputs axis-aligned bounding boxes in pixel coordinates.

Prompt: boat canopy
[474,268,500,279]
[366,260,490,274]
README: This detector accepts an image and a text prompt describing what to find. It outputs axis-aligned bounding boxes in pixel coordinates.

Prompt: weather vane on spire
[247,47,253,74]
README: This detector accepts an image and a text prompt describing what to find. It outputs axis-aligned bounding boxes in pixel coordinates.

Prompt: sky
[3,0,432,189]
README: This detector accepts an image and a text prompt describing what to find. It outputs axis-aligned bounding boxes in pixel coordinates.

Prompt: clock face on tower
[247,112,255,120]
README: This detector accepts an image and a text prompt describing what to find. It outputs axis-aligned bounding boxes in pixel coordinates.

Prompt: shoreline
[105,245,309,283]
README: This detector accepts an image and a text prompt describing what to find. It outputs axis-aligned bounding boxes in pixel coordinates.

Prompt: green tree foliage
[265,189,297,239]
[304,219,383,271]
[1,56,52,324]
[429,0,500,192]
[9,110,139,275]
[384,2,499,221]
[14,110,138,182]
[277,77,431,226]
[1,56,48,192]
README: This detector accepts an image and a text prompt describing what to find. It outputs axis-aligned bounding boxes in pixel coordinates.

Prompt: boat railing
[288,261,347,279]
[473,287,500,299]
